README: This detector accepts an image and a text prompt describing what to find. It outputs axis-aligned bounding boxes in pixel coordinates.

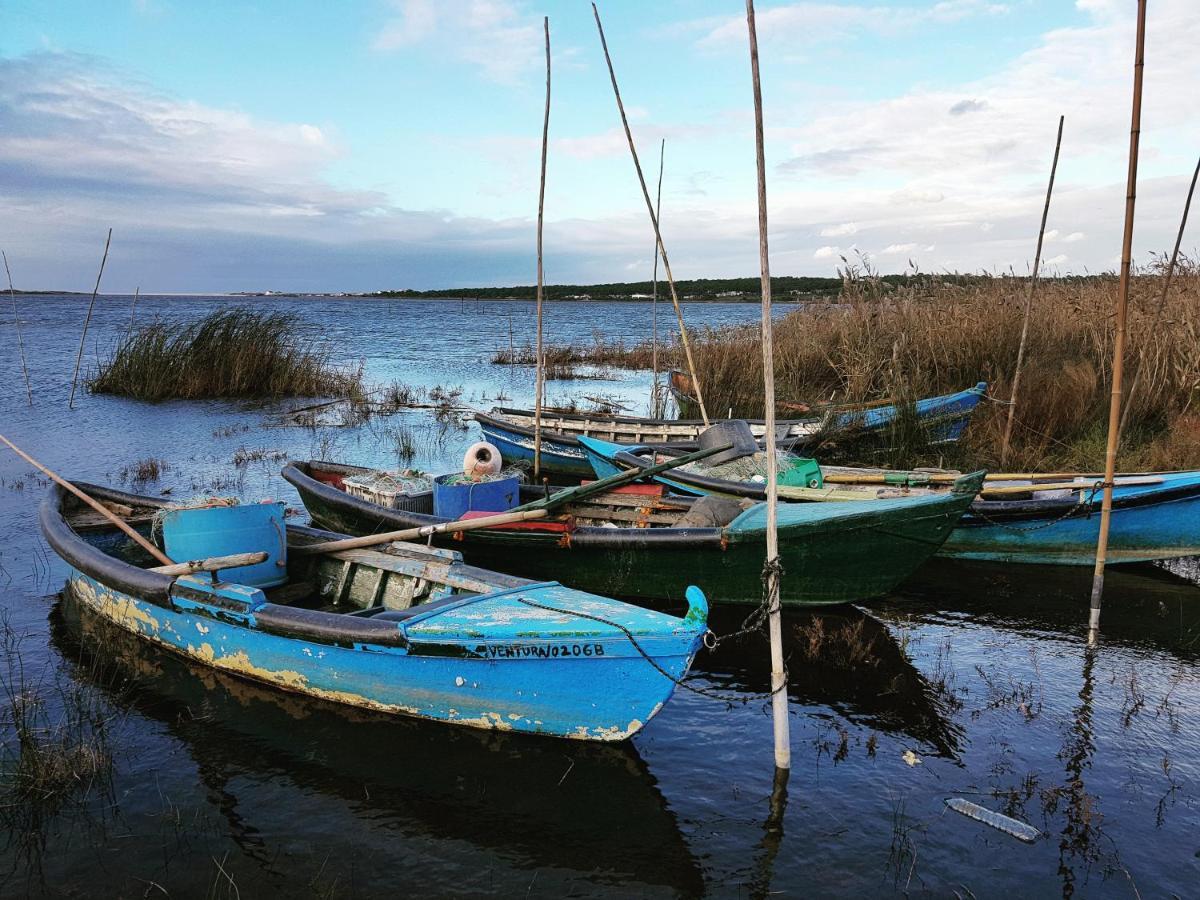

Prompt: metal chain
[971,481,1104,533]
[514,595,789,703]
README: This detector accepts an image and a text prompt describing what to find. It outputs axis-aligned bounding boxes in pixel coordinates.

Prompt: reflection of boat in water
[52,597,705,897]
[891,557,1200,660]
[699,605,964,758]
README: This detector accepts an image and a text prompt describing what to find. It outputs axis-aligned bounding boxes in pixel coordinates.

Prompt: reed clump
[602,261,1200,470]
[89,307,365,401]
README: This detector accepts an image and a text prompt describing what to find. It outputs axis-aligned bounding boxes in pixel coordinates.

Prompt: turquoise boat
[474,382,987,478]
[582,438,1200,567]
[41,482,709,741]
[942,471,1200,565]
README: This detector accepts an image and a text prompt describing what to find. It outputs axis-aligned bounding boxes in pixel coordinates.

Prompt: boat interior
[305,461,755,531]
[64,490,518,620]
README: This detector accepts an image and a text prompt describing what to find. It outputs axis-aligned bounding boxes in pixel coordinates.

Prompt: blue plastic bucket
[433,475,519,519]
[161,501,288,587]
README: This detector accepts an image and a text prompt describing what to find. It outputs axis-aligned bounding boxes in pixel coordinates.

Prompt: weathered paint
[482,383,988,478]
[64,571,706,741]
[939,470,1200,565]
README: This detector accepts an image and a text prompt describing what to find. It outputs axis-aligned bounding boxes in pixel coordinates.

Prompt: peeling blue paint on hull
[65,572,704,742]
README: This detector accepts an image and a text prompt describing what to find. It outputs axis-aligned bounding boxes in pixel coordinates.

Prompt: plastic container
[697,420,758,467]
[433,474,520,520]
[161,501,288,588]
[779,457,824,489]
[343,472,433,513]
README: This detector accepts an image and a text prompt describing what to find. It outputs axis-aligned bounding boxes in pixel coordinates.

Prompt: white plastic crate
[343,471,434,513]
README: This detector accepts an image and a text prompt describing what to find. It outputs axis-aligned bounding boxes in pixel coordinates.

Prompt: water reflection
[51,596,704,897]
[699,605,964,758]
[896,558,1200,659]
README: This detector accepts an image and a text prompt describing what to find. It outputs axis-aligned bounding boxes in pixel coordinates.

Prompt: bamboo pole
[128,285,140,335]
[2,251,33,406]
[592,3,709,425]
[69,228,112,410]
[533,17,551,481]
[1090,0,1146,645]
[1118,153,1200,444]
[1000,115,1064,467]
[651,138,664,415]
[745,0,789,771]
[0,432,173,566]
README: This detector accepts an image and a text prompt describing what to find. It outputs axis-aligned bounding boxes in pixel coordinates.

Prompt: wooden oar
[0,432,174,566]
[980,476,1163,498]
[777,485,876,502]
[823,470,1170,486]
[292,508,553,556]
[151,551,267,576]
[513,441,731,511]
[297,441,732,556]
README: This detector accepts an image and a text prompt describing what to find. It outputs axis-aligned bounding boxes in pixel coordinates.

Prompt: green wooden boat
[283,461,984,607]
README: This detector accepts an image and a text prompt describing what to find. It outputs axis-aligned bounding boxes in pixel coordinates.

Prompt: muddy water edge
[2,294,1199,897]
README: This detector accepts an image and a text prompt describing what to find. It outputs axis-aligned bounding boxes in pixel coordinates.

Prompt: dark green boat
[283,461,984,607]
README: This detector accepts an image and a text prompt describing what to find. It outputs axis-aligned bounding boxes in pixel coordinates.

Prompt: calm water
[1,295,1199,898]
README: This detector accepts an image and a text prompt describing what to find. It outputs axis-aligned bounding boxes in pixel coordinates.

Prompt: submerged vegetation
[89,308,364,402]
[563,262,1200,471]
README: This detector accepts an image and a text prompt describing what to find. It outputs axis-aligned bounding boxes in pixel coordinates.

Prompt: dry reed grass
[595,261,1200,470]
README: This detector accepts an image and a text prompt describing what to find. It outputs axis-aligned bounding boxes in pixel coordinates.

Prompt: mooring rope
[515,588,789,704]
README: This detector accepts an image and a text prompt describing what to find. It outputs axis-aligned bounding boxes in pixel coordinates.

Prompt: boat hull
[939,472,1200,565]
[287,463,980,607]
[477,383,987,478]
[62,569,699,740]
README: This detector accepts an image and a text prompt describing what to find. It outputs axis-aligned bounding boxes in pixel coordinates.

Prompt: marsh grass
[89,308,365,402]
[0,616,121,867]
[580,262,1200,470]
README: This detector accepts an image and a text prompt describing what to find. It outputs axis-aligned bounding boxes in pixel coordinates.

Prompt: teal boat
[582,439,1200,567]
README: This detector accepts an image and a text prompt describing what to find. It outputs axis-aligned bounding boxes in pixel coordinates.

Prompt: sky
[1,0,1198,293]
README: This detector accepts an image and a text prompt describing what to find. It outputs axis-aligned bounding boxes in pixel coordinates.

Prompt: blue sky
[2,0,1198,291]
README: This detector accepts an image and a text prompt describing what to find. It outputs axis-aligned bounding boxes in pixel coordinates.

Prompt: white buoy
[463,442,503,481]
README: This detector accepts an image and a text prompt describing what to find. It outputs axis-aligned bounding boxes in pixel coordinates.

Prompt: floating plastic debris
[902,749,922,766]
[944,798,1040,843]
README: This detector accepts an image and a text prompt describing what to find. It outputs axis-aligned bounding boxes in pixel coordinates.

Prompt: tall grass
[592,261,1200,470]
[89,307,364,401]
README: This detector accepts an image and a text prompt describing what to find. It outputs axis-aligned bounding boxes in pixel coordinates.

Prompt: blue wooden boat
[941,471,1200,565]
[41,482,709,741]
[474,382,987,479]
[582,439,1200,567]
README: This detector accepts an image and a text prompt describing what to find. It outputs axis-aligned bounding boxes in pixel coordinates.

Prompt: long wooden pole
[128,285,140,335]
[293,508,552,556]
[592,3,710,425]
[69,227,112,410]
[1000,115,1064,467]
[1090,0,1146,645]
[2,251,33,406]
[0,432,173,566]
[745,0,789,771]
[533,17,551,481]
[1117,154,1200,443]
[651,138,664,414]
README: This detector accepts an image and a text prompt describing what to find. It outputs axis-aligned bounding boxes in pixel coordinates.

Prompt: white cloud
[373,0,545,84]
[692,1,1010,50]
[813,245,839,259]
[1045,254,1069,265]
[820,222,858,237]
[1044,229,1060,240]
[882,242,918,254]
[373,0,436,49]
[1063,231,1085,242]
